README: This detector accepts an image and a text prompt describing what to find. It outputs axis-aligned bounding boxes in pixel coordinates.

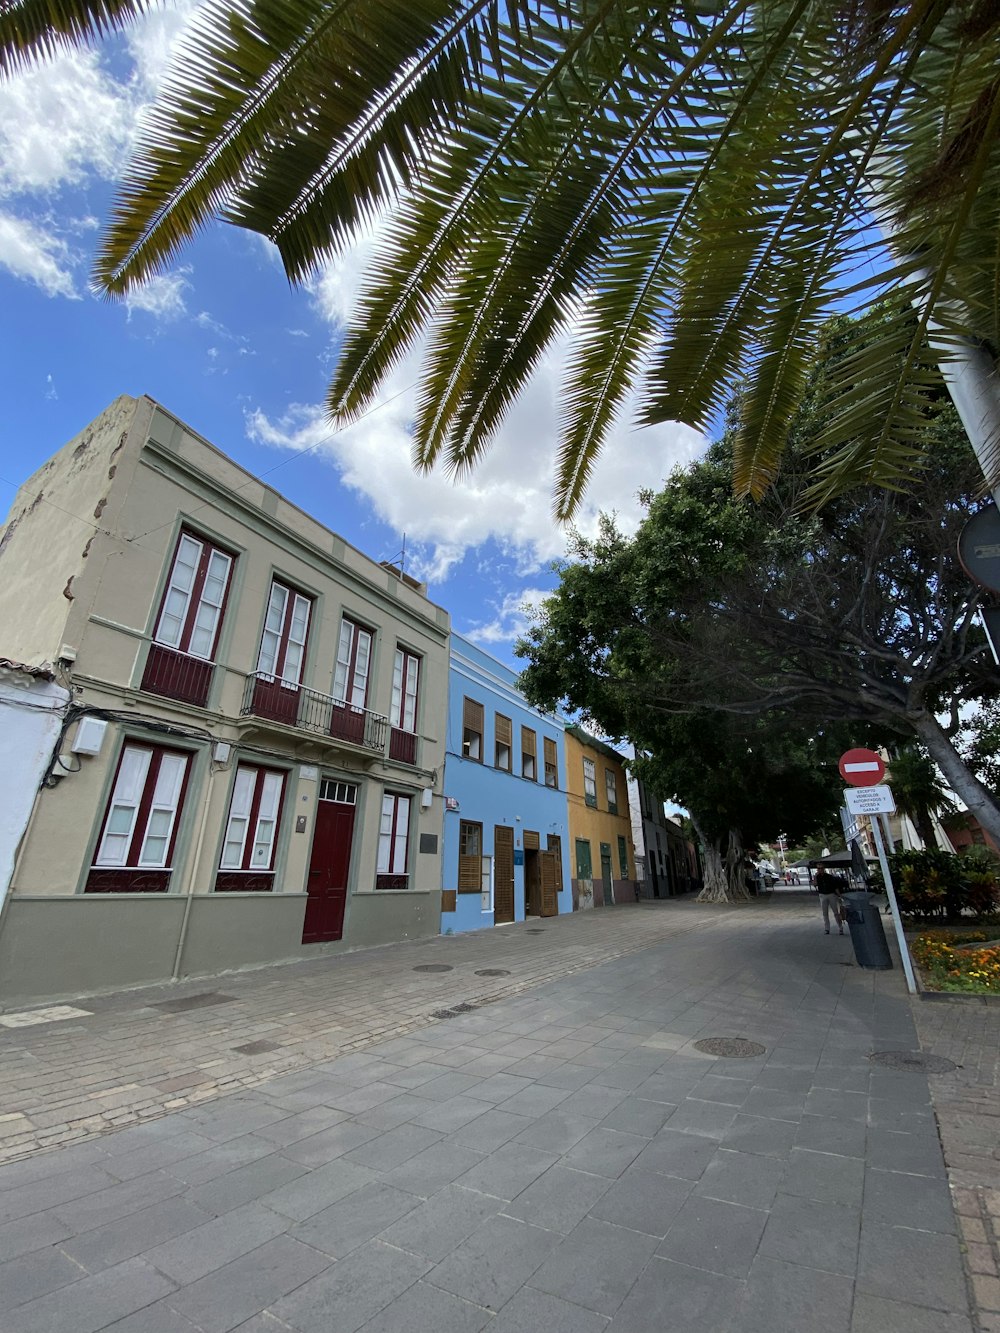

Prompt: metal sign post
[865,796,917,994]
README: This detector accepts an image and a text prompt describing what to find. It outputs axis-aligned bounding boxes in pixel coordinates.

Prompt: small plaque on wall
[299,765,318,781]
[514,849,524,866]
[441,890,457,912]
[419,833,438,854]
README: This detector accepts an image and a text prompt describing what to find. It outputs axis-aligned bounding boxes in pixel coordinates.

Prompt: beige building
[0,395,449,1004]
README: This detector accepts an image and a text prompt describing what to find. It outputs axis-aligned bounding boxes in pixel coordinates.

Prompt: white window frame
[154,532,233,661]
[391,647,420,733]
[334,617,374,708]
[377,792,411,888]
[220,766,286,872]
[94,745,189,869]
[583,757,598,807]
[257,581,311,686]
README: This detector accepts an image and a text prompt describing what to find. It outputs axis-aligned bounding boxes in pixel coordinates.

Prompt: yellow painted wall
[564,730,635,880]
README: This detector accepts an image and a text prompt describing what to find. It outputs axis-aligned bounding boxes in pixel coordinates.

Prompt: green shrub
[888,848,999,922]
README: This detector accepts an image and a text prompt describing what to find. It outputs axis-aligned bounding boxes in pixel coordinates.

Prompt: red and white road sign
[838,748,886,787]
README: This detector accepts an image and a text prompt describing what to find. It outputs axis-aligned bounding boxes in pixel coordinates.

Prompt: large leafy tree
[515,339,1000,845]
[2,0,999,512]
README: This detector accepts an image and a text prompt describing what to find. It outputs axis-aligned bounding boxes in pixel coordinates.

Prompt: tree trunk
[915,810,938,850]
[910,712,1000,848]
[694,818,750,903]
[725,827,751,901]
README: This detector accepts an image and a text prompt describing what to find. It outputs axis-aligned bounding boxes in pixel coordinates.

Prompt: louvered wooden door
[494,825,515,923]
[540,851,559,917]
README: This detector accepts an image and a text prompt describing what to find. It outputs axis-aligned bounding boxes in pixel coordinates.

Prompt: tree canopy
[516,311,1000,845]
[2,0,999,513]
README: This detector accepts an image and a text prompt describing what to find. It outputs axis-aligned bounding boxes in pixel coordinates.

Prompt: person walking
[816,868,846,935]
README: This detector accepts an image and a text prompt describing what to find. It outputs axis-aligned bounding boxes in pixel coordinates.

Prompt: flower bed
[911,930,1000,994]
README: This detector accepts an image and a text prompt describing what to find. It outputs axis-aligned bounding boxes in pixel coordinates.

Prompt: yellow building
[564,724,637,908]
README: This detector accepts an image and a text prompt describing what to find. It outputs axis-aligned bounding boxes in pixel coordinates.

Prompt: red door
[302,792,356,943]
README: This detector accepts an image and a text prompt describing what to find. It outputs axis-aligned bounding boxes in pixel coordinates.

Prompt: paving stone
[721,1114,798,1159]
[561,1127,647,1179]
[270,1239,431,1333]
[753,1066,815,1094]
[351,1094,442,1131]
[2,1256,176,1333]
[0,1245,86,1312]
[504,1164,614,1233]
[281,1120,383,1167]
[451,1109,534,1152]
[866,1127,946,1177]
[167,1234,330,1333]
[694,1148,785,1210]
[759,1191,860,1275]
[663,1099,736,1140]
[599,1096,673,1139]
[461,1074,533,1105]
[409,1095,490,1133]
[354,1279,492,1333]
[0,1209,73,1263]
[380,1063,452,1089]
[496,1083,573,1118]
[794,1114,867,1159]
[587,1165,692,1237]
[733,1255,853,1333]
[485,1286,609,1333]
[101,1133,219,1181]
[341,1122,442,1169]
[453,1143,559,1200]
[528,1216,658,1316]
[377,1184,502,1261]
[0,1165,120,1225]
[780,1147,865,1207]
[867,1098,937,1135]
[251,1107,348,1148]
[632,1128,718,1181]
[292,1182,420,1257]
[381,1142,486,1198]
[863,1167,956,1234]
[850,1293,974,1333]
[103,1301,201,1332]
[533,1064,599,1093]
[856,1220,969,1310]
[140,1201,288,1283]
[511,1110,599,1154]
[556,1085,629,1120]
[656,1194,768,1278]
[804,1088,869,1123]
[608,1255,744,1333]
[425,1214,560,1311]
[409,1073,482,1102]
[62,1197,215,1272]
[52,1170,186,1232]
[184,1153,307,1215]
[162,1135,279,1187]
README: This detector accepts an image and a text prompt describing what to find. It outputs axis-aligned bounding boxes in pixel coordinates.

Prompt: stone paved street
[0,898,984,1331]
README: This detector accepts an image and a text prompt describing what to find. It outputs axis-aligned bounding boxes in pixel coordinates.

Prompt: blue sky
[0,4,706,665]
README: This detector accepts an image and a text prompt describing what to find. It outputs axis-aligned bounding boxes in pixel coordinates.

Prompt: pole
[870,812,917,993]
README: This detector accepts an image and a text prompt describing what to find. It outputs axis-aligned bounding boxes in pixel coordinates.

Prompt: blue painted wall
[441,636,571,933]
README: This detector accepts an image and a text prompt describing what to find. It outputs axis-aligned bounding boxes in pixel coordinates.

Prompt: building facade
[441,636,571,932]
[564,726,637,909]
[0,396,450,1004]
[627,774,699,897]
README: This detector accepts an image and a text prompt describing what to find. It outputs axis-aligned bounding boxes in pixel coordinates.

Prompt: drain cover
[475,968,511,977]
[151,992,237,1013]
[413,963,453,973]
[870,1050,957,1073]
[526,929,545,935]
[694,1037,766,1058]
[232,1039,282,1055]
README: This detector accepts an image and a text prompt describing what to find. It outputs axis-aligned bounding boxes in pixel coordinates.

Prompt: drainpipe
[172,760,216,980]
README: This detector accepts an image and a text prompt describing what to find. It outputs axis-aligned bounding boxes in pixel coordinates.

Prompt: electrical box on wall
[71,717,107,756]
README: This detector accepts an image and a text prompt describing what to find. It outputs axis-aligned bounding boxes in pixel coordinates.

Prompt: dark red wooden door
[302,799,355,943]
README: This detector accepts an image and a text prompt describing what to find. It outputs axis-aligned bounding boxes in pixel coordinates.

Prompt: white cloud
[465,588,552,646]
[0,212,78,297]
[0,51,134,196]
[125,268,190,320]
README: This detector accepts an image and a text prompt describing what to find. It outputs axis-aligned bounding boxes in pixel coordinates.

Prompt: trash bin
[841,891,892,970]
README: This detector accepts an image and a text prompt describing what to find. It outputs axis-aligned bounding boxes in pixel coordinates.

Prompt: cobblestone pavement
[0,902,729,1165]
[914,987,1000,1332]
[0,898,979,1332]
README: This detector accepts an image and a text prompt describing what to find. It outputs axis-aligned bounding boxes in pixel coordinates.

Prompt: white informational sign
[845,784,895,814]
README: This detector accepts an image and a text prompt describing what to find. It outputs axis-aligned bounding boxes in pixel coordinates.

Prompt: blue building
[441,635,571,933]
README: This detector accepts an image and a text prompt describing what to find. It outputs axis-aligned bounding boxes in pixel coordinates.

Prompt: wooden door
[600,843,614,906]
[494,825,515,923]
[302,796,355,942]
[540,851,559,917]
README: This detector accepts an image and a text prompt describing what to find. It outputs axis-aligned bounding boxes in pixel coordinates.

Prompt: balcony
[141,643,214,708]
[389,726,417,765]
[241,672,388,753]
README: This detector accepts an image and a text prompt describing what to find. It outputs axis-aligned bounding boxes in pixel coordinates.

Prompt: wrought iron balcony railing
[241,672,388,752]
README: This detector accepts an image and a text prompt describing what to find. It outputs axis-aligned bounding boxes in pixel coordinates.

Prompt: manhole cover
[151,992,237,1014]
[475,969,511,977]
[232,1039,282,1055]
[870,1050,958,1073]
[694,1037,766,1058]
[413,963,453,973]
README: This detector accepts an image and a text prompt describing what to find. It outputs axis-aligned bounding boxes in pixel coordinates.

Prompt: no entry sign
[839,748,886,787]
